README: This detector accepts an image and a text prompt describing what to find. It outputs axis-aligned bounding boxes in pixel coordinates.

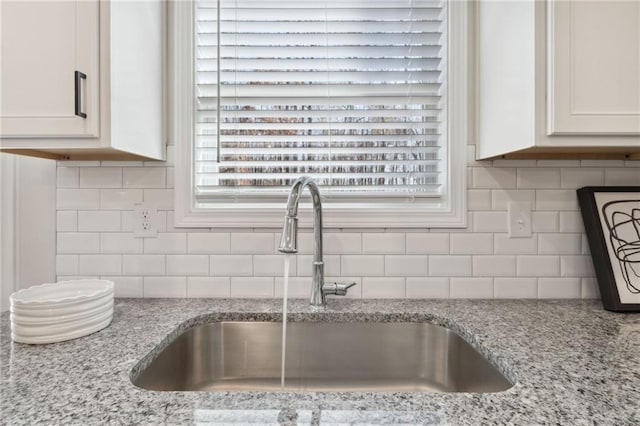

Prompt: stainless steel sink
[132,322,513,393]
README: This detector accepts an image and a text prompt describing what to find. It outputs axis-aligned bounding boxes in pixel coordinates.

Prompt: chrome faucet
[278,176,356,307]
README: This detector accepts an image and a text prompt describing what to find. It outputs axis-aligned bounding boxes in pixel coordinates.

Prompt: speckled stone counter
[1,299,639,425]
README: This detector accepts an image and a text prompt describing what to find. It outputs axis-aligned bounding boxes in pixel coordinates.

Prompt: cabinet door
[0,1,99,138]
[548,0,640,135]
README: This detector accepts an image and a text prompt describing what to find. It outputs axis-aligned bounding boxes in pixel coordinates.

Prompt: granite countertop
[1,298,639,425]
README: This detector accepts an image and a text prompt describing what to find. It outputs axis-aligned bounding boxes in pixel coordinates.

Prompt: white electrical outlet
[133,203,158,238]
[508,201,532,238]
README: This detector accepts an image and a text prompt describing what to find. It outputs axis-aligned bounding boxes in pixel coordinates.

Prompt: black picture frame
[577,187,640,312]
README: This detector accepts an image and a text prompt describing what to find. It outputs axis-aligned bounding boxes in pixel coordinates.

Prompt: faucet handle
[322,282,357,297]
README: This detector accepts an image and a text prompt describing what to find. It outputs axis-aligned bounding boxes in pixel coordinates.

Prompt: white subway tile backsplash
[538,278,581,298]
[230,233,274,254]
[106,276,143,298]
[80,168,122,188]
[154,211,169,233]
[325,233,362,254]
[57,233,100,254]
[535,190,579,211]
[405,277,449,299]
[450,278,493,298]
[517,256,560,277]
[144,233,187,254]
[123,167,166,188]
[59,161,99,167]
[166,255,209,276]
[473,255,516,277]
[187,277,231,298]
[57,167,79,188]
[79,255,121,275]
[494,278,537,299]
[211,255,252,276]
[57,189,100,210]
[472,211,508,232]
[297,254,340,277]
[341,255,384,276]
[494,235,537,255]
[100,189,143,210]
[275,276,311,298]
[467,189,492,211]
[604,168,640,186]
[254,254,296,276]
[58,275,98,281]
[56,255,78,276]
[580,159,624,168]
[517,168,560,189]
[532,211,559,233]
[144,277,187,298]
[537,160,580,168]
[538,234,581,255]
[101,161,144,167]
[450,234,493,254]
[100,233,143,254]
[559,211,585,233]
[56,211,78,232]
[78,211,121,232]
[472,167,516,189]
[492,159,537,168]
[57,155,640,300]
[144,189,174,210]
[428,256,471,277]
[121,211,134,232]
[123,255,165,275]
[384,255,427,276]
[560,168,604,189]
[560,256,594,277]
[362,233,405,254]
[406,233,450,254]
[362,277,406,298]
[230,277,274,298]
[491,189,536,211]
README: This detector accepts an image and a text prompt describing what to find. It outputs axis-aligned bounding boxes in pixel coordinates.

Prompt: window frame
[172,0,469,228]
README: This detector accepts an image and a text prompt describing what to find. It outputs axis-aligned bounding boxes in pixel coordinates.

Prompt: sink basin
[132,321,513,393]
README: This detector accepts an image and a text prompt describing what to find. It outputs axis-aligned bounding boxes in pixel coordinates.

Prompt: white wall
[0,154,17,311]
[54,139,640,300]
[1,154,56,312]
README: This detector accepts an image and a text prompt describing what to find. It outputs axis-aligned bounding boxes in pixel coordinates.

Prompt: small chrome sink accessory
[278,176,356,307]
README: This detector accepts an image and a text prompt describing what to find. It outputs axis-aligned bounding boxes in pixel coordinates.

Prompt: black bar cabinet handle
[75,71,87,118]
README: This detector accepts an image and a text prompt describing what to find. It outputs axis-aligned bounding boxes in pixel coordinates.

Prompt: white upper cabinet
[0,1,99,138]
[0,0,164,161]
[548,0,640,135]
[478,0,640,159]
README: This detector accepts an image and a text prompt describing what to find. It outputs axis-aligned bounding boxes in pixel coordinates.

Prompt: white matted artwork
[578,187,640,312]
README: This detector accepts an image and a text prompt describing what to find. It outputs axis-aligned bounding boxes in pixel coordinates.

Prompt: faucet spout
[278,176,325,306]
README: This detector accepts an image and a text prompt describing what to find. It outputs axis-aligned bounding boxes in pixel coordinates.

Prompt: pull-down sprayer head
[278,216,298,254]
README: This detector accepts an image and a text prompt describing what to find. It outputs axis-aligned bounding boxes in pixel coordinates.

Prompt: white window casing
[173,0,468,228]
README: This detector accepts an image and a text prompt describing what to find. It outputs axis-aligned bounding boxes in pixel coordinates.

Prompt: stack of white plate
[10,279,114,344]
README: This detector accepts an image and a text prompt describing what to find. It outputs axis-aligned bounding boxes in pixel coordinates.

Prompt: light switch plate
[508,201,532,238]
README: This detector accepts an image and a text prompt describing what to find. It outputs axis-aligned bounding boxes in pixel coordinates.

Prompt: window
[173,0,468,228]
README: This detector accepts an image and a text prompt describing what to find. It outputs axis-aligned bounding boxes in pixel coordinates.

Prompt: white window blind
[194,0,447,200]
